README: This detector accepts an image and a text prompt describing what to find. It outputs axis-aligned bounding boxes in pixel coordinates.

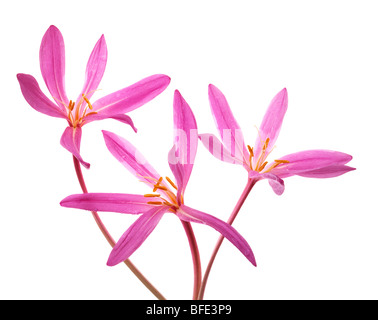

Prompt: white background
[1,0,377,300]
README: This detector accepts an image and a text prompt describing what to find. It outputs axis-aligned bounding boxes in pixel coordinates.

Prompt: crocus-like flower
[200,85,355,194]
[17,25,170,168]
[61,90,256,267]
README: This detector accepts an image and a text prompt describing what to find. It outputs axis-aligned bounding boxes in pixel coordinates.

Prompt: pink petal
[296,164,356,178]
[17,74,67,119]
[60,193,153,214]
[177,205,257,266]
[252,88,288,168]
[199,133,245,165]
[60,126,90,169]
[92,74,170,116]
[39,25,69,111]
[249,171,285,195]
[107,206,167,266]
[84,113,137,132]
[168,90,198,199]
[208,84,249,165]
[102,130,162,186]
[75,34,107,107]
[270,150,353,178]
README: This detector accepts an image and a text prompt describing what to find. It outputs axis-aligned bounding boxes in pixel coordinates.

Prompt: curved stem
[198,178,255,300]
[72,156,166,300]
[181,220,202,300]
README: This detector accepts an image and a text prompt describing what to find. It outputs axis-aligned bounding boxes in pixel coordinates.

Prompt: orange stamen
[85,111,98,117]
[154,185,168,191]
[82,94,93,110]
[165,177,177,190]
[147,201,163,205]
[68,100,75,111]
[258,161,268,172]
[263,138,270,150]
[144,194,161,197]
[274,159,290,164]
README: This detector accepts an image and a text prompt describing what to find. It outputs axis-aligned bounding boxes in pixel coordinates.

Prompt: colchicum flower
[17,25,170,168]
[200,85,355,194]
[60,90,256,267]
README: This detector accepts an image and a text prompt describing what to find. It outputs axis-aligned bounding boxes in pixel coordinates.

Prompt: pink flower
[60,90,256,267]
[200,85,355,195]
[17,25,170,168]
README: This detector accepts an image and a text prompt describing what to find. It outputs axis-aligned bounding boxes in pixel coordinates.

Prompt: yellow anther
[82,94,93,110]
[165,177,177,190]
[144,194,161,198]
[147,201,163,205]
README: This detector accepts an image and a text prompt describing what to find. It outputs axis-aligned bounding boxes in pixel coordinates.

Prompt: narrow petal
[107,206,167,266]
[75,34,107,106]
[270,150,353,178]
[252,88,288,168]
[60,193,153,214]
[169,90,198,198]
[92,74,170,116]
[249,171,285,195]
[296,164,356,178]
[208,84,249,165]
[84,113,137,132]
[17,74,67,119]
[60,126,90,169]
[102,130,162,187]
[39,25,69,111]
[177,205,257,266]
[199,133,244,165]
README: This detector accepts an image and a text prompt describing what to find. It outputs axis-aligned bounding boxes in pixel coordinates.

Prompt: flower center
[143,176,180,211]
[66,94,97,128]
[247,138,289,173]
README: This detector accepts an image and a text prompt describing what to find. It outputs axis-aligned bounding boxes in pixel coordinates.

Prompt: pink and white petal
[107,206,167,266]
[270,150,353,177]
[177,205,257,266]
[249,171,285,195]
[60,193,153,214]
[208,84,249,165]
[60,126,90,169]
[296,165,356,178]
[198,133,244,165]
[75,34,107,107]
[92,74,170,115]
[169,90,198,198]
[84,113,137,132]
[17,74,67,119]
[102,130,162,187]
[39,25,69,111]
[252,88,288,168]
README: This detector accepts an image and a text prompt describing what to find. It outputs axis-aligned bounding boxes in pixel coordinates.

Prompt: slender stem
[72,156,166,300]
[197,178,256,300]
[181,220,202,300]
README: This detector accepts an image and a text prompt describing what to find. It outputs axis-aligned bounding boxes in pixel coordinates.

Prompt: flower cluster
[18,26,355,300]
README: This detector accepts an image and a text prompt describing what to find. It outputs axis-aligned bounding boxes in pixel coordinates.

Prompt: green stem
[73,156,166,300]
[197,178,255,300]
[181,220,202,300]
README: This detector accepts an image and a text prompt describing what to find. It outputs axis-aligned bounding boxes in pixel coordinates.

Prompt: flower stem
[72,156,166,300]
[197,178,256,300]
[181,220,202,300]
